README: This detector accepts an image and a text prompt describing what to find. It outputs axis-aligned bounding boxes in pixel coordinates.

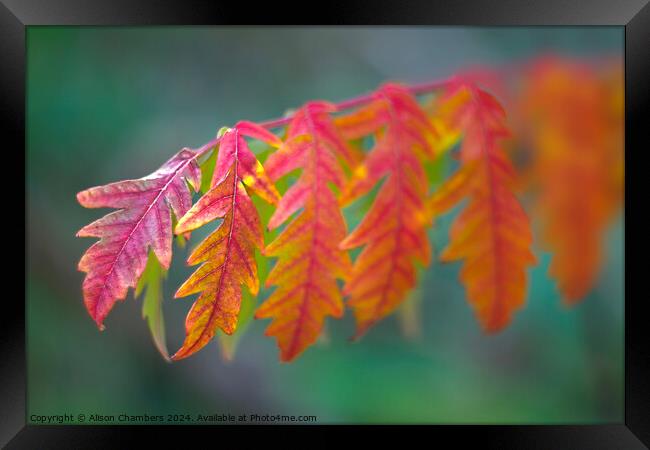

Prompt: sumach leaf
[256,101,355,361]
[429,81,536,332]
[337,83,438,337]
[172,121,280,360]
[77,148,201,329]
[520,58,623,303]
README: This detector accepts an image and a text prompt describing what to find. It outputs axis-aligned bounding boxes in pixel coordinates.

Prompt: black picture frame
[7,0,648,447]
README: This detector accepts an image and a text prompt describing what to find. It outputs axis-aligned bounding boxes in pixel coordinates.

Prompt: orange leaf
[429,81,536,332]
[171,123,278,360]
[339,83,438,337]
[256,101,352,362]
[335,98,390,140]
[521,58,623,303]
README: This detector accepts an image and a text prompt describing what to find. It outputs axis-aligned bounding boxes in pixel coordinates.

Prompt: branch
[189,77,454,156]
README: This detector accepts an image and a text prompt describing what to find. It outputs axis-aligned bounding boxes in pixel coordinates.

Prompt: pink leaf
[77,148,200,329]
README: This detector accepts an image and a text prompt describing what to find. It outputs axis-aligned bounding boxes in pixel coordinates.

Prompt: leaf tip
[279,349,299,363]
[174,220,189,236]
[350,325,370,342]
[338,236,353,251]
[76,190,89,206]
[170,346,193,361]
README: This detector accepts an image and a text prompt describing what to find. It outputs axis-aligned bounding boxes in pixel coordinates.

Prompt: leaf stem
[193,135,223,159]
[191,77,453,154]
[257,77,454,129]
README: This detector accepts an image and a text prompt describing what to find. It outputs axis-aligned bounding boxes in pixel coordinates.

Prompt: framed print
[6,0,649,447]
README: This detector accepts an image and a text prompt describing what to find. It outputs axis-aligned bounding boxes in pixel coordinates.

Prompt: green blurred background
[26,27,623,424]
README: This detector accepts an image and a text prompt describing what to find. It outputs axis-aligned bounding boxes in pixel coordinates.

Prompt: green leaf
[136,251,170,361]
[424,147,453,188]
[199,146,219,194]
[396,288,423,340]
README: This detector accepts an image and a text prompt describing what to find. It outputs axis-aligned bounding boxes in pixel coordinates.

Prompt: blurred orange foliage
[520,57,623,303]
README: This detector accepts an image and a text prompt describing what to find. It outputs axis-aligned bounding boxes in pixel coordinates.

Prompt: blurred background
[26,27,623,424]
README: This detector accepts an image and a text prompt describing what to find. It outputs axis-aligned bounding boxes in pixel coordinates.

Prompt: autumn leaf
[423,84,470,157]
[520,58,623,303]
[171,121,281,360]
[215,143,287,362]
[429,81,536,332]
[256,101,355,362]
[337,83,439,338]
[77,148,201,329]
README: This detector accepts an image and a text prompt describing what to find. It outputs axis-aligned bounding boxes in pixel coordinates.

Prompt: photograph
[25,26,625,427]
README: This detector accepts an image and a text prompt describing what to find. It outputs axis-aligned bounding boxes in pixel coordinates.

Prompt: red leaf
[429,81,536,332]
[256,101,353,361]
[212,121,281,205]
[338,83,438,337]
[77,148,201,329]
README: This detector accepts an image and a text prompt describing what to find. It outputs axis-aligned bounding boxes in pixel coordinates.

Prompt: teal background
[26,27,623,424]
